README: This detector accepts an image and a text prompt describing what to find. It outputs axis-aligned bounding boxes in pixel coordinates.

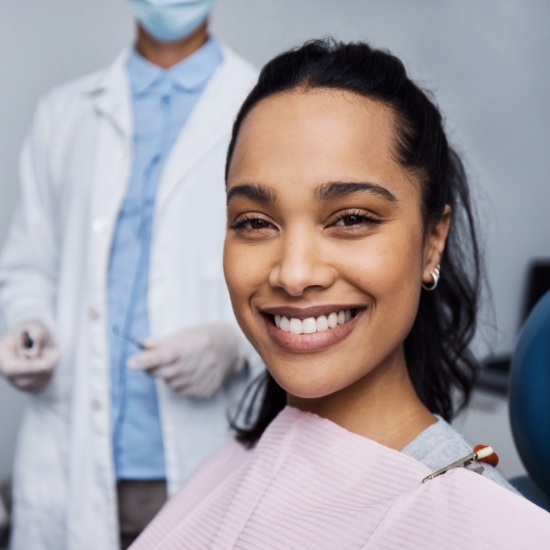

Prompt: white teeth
[280,316,290,332]
[289,318,302,334]
[273,309,355,335]
[302,317,317,334]
[316,315,328,331]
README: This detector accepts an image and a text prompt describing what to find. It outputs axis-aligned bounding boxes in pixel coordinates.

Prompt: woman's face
[224,89,448,407]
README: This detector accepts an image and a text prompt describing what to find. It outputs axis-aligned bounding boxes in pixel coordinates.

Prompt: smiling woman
[132,39,550,549]
[224,88,447,443]
[224,42,476,444]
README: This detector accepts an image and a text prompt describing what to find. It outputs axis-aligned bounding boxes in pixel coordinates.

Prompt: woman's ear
[422,205,451,284]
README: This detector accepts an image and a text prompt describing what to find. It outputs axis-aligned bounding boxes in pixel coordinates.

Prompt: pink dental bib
[133,406,550,549]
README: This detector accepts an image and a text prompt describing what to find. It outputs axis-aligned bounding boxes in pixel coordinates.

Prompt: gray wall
[1,0,548,480]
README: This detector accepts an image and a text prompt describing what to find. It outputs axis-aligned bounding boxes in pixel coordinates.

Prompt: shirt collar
[126,37,222,96]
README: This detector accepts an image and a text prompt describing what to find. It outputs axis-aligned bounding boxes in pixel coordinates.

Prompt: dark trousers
[117,480,167,549]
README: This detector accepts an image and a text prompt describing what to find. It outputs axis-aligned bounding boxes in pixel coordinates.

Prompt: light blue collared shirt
[107,39,222,480]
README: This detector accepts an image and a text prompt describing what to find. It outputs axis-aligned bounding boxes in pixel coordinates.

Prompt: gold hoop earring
[422,264,440,291]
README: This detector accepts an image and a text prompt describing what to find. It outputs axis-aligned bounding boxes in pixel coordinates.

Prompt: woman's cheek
[225,243,259,306]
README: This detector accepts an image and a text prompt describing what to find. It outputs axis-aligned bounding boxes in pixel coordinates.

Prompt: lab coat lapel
[87,51,133,276]
[90,49,133,141]
[156,55,235,210]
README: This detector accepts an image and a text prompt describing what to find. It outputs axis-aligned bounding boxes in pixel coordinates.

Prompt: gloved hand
[127,323,246,398]
[0,319,60,392]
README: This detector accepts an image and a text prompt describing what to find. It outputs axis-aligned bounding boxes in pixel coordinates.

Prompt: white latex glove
[127,323,246,398]
[0,319,60,392]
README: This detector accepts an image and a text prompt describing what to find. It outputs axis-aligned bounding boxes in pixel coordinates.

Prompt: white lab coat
[0,44,259,549]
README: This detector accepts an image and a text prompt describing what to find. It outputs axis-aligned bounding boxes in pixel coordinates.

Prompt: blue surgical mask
[126,0,215,43]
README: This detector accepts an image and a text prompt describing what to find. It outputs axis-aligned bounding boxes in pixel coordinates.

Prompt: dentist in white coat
[0,1,260,548]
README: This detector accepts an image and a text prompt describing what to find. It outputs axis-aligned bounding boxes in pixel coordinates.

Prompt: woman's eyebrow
[226,183,276,205]
[314,181,398,203]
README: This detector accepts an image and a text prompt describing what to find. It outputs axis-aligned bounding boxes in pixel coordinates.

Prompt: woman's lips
[262,307,365,353]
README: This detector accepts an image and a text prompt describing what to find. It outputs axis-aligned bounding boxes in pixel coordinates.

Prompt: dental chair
[0,478,9,550]
[509,289,550,511]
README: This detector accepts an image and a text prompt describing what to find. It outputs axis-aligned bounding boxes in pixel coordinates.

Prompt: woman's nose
[268,233,336,297]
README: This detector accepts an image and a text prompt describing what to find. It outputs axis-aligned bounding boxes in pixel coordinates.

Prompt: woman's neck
[287,363,436,450]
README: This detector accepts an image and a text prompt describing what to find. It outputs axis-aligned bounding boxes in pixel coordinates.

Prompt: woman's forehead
[227,88,417,200]
[230,90,398,169]
[240,88,396,139]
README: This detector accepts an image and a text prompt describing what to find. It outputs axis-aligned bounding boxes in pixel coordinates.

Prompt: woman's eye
[230,216,275,234]
[247,218,270,230]
[333,211,381,227]
[339,214,364,226]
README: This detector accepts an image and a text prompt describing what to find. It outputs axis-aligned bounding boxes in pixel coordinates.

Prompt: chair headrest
[509,290,550,498]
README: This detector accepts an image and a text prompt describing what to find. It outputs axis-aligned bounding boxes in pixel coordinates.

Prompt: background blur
[0,0,548,481]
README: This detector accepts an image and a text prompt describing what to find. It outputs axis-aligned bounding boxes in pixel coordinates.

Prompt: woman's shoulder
[402,415,517,492]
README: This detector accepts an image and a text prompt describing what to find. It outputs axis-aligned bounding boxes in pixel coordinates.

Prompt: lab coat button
[91,399,101,411]
[92,216,109,233]
[88,308,100,321]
